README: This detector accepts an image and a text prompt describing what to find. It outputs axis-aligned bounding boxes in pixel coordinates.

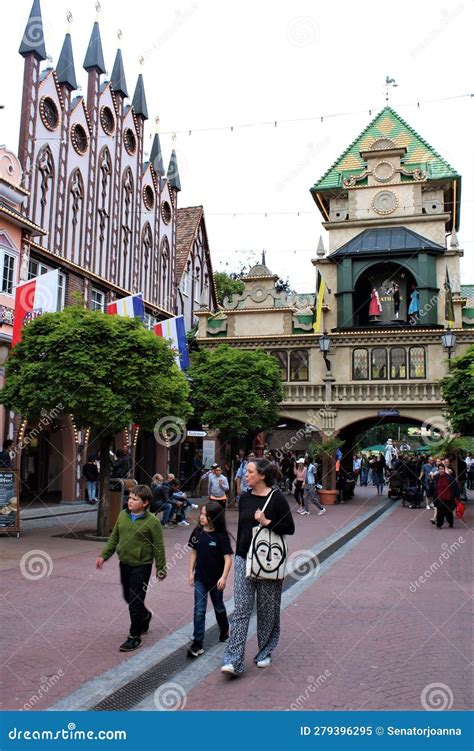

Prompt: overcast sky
[3,0,473,292]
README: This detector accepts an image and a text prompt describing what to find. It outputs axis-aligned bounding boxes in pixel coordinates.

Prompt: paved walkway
[0,487,471,712]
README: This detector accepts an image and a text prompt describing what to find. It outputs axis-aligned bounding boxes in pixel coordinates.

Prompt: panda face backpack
[246,490,288,580]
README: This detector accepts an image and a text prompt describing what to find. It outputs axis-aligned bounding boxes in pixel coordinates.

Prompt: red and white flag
[12,269,60,346]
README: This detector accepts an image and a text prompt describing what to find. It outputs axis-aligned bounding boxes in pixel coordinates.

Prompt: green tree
[214,271,245,305]
[441,345,474,435]
[0,307,190,535]
[189,345,283,440]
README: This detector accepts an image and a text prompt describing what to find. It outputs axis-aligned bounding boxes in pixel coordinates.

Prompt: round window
[71,123,88,155]
[40,96,59,131]
[123,128,137,155]
[143,184,155,210]
[100,106,115,135]
[161,200,172,224]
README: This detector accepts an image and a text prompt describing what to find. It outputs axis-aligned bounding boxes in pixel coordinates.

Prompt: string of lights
[156,93,473,137]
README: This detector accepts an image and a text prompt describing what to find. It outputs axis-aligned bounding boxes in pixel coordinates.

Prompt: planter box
[319,489,338,505]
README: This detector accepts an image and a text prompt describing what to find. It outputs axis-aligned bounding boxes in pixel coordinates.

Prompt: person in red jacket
[433,464,459,529]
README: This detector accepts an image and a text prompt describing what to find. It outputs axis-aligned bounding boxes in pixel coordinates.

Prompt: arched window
[353,348,369,380]
[269,350,288,381]
[371,348,387,379]
[390,347,407,379]
[409,347,426,378]
[289,350,309,381]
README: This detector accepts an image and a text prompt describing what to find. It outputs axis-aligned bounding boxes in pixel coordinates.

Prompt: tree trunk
[321,454,335,490]
[97,435,112,537]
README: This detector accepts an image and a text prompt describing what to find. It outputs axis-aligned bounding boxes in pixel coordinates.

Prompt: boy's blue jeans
[193,579,228,646]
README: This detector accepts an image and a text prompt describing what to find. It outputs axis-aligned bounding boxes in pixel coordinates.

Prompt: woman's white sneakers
[221,664,238,676]
[256,657,272,668]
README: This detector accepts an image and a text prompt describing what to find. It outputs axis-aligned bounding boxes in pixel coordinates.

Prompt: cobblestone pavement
[1,489,385,710]
[181,501,472,711]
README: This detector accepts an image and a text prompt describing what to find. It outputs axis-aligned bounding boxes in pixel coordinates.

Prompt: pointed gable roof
[167,149,181,191]
[150,132,165,177]
[19,0,47,60]
[56,33,77,90]
[83,21,106,73]
[311,106,459,194]
[132,74,148,119]
[176,206,204,280]
[110,49,128,97]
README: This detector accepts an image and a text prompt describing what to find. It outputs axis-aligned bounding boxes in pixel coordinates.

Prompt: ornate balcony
[282,381,442,406]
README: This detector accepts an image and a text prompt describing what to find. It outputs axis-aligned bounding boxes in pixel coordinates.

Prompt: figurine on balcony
[408,284,420,325]
[389,282,400,319]
[368,288,382,321]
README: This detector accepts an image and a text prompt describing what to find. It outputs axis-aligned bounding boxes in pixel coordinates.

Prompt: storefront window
[269,350,288,381]
[390,347,407,379]
[353,348,369,380]
[409,347,426,378]
[371,348,387,379]
[290,350,309,381]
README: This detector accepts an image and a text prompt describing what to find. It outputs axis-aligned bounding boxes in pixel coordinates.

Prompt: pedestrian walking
[187,502,233,658]
[82,455,99,504]
[293,458,306,506]
[95,484,166,652]
[299,457,325,516]
[221,458,295,676]
[208,465,229,507]
[235,451,256,499]
[433,464,460,529]
[374,453,385,494]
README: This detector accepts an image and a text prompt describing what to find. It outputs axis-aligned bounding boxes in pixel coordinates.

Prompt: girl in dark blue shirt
[187,502,233,658]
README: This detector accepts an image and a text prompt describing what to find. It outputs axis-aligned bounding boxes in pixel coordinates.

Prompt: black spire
[110,49,128,97]
[19,0,47,60]
[132,74,148,119]
[83,21,106,73]
[150,132,165,177]
[56,33,77,90]
[167,149,181,191]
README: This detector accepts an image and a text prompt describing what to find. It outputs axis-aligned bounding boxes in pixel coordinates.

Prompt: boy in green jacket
[96,484,167,652]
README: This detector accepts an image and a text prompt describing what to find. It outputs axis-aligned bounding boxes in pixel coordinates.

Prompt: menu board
[0,470,20,534]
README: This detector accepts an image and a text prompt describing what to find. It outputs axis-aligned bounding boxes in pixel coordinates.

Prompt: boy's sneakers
[188,641,204,658]
[318,508,326,515]
[141,610,152,634]
[191,503,199,509]
[221,663,238,676]
[178,520,190,526]
[219,630,229,642]
[119,635,142,652]
[300,510,310,515]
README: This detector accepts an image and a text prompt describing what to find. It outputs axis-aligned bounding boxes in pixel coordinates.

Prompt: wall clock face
[372,190,398,215]
[373,160,395,182]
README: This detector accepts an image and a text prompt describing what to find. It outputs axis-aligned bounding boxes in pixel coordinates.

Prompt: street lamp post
[441,328,456,367]
[319,330,331,373]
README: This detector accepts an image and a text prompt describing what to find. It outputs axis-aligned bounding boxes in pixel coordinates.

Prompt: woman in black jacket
[221,458,295,676]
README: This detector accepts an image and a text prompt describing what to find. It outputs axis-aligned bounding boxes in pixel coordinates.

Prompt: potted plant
[308,436,345,504]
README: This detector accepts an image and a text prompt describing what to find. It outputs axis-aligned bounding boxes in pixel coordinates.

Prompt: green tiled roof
[311,107,460,193]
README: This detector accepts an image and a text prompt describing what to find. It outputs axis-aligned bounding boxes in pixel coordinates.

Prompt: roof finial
[317,235,325,257]
[385,75,398,102]
[450,228,459,249]
[262,249,266,266]
[95,1,101,21]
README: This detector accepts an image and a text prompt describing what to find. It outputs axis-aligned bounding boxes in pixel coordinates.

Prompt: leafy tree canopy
[214,272,245,306]
[1,306,191,435]
[189,345,283,438]
[441,345,474,435]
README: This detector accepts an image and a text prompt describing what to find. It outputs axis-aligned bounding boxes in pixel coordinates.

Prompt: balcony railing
[283,381,442,405]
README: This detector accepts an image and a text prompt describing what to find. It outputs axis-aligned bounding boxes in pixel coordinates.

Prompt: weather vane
[66,10,73,25]
[117,29,123,40]
[171,132,177,145]
[95,1,101,14]
[139,56,144,66]
[385,76,398,102]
